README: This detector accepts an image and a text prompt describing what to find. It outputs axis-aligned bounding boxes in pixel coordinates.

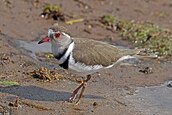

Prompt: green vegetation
[101,15,172,58]
[101,15,116,26]
[0,81,19,86]
[43,4,60,14]
[41,4,65,21]
[44,53,54,58]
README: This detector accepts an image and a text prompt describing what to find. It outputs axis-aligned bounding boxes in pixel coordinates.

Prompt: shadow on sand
[0,85,104,101]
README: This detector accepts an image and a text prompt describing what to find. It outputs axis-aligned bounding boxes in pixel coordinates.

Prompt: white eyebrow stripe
[48,29,55,38]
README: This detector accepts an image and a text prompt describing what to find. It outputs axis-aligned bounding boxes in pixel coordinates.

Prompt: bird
[38,25,142,104]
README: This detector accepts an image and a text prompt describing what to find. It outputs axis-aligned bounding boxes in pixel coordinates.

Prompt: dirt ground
[0,0,172,115]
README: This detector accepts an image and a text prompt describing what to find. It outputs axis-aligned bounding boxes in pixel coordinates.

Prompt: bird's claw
[69,93,77,102]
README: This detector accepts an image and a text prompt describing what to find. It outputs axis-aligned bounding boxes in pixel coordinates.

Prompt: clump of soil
[9,97,53,111]
[29,66,84,83]
[9,97,20,108]
[31,67,64,81]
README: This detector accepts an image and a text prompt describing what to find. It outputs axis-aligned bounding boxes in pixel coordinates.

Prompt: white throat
[50,31,73,57]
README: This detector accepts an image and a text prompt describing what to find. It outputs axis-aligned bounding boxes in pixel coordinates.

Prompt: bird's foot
[69,94,77,103]
[68,75,91,104]
[68,82,84,103]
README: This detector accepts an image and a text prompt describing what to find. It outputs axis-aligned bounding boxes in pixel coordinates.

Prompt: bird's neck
[51,38,73,59]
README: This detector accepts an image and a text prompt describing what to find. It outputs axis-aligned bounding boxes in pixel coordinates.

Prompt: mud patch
[10,39,60,69]
[126,81,172,115]
[0,85,104,101]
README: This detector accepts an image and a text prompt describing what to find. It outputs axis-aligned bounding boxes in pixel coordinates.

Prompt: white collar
[58,41,74,64]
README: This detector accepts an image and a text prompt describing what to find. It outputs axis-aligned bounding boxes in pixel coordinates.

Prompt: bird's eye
[55,32,61,38]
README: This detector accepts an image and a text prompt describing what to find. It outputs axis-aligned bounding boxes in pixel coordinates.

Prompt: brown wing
[72,38,139,66]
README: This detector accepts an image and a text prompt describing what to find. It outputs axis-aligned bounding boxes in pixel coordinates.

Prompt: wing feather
[72,38,140,66]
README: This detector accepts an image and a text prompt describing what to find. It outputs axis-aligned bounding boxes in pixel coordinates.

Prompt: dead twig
[114,98,127,106]
[21,100,53,111]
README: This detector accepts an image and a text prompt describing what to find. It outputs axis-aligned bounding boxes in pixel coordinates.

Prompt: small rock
[88,25,92,29]
[83,29,91,34]
[139,67,153,74]
[93,102,98,106]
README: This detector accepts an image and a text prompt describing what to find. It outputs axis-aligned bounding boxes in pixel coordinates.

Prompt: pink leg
[69,83,84,102]
[68,75,91,103]
[75,83,86,105]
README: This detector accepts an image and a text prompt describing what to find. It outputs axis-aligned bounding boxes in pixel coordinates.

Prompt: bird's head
[38,27,71,44]
[38,28,61,44]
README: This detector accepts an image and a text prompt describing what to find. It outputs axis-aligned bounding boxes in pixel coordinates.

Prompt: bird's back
[72,38,140,67]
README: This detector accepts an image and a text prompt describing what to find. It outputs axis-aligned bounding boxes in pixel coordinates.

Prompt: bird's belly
[68,56,104,73]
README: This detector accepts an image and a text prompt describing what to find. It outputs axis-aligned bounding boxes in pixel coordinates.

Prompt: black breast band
[59,54,70,69]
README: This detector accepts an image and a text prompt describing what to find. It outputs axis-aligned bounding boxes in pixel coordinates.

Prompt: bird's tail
[119,48,144,56]
[120,48,157,59]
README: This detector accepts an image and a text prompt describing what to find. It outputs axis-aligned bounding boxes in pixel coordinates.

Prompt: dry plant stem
[22,100,53,111]
[69,75,91,103]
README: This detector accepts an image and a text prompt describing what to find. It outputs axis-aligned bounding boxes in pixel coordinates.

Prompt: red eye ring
[55,32,61,38]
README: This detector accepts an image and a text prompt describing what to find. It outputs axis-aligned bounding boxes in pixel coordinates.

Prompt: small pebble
[93,102,98,106]
[139,67,153,74]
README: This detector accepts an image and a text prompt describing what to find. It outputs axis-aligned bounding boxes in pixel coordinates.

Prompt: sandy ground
[0,0,172,115]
